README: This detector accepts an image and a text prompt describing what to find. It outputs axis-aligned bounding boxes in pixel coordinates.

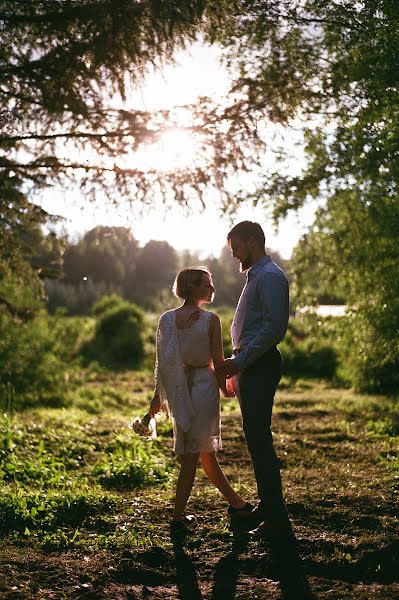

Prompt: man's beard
[239,256,252,272]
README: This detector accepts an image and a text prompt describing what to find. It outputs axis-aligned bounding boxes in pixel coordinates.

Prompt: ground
[0,374,398,599]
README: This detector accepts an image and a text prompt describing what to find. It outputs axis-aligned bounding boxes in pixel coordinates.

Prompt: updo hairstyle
[173,266,211,300]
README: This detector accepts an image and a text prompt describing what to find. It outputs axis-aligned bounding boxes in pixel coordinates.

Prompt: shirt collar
[247,255,271,279]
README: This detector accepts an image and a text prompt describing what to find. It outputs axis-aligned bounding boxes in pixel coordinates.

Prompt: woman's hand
[220,377,235,398]
[225,376,236,398]
[149,394,161,418]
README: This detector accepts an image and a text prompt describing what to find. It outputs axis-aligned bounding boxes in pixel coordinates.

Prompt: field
[0,371,398,599]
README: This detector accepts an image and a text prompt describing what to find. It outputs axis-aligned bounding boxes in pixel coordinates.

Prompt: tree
[135,240,178,306]
[0,1,258,292]
[63,225,139,289]
[213,0,399,391]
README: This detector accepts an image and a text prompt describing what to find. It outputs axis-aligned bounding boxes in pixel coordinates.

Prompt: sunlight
[139,127,201,171]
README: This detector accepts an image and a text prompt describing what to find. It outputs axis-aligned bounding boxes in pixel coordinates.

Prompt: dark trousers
[238,346,287,519]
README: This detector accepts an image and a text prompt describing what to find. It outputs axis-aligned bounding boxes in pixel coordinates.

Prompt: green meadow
[1,366,398,599]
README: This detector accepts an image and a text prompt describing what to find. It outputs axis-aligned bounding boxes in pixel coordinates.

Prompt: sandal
[170,514,198,536]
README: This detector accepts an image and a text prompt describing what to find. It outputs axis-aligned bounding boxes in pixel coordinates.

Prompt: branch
[0,1,144,26]
[0,130,147,143]
[0,294,35,320]
[0,160,153,175]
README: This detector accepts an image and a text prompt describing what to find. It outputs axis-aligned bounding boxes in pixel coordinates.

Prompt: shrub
[83,296,145,368]
[0,311,69,409]
[281,316,344,380]
[91,294,124,317]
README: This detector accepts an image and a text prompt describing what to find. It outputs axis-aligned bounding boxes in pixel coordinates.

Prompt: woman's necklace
[187,310,200,322]
[181,305,200,323]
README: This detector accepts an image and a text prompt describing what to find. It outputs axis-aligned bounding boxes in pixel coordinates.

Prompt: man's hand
[149,394,161,418]
[216,359,239,379]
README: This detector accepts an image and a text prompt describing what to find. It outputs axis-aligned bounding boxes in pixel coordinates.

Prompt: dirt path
[1,384,398,599]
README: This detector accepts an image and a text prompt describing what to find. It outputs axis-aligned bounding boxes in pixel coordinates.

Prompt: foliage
[2,1,398,392]
[63,226,139,289]
[0,0,254,289]
[83,296,145,369]
[290,191,399,392]
[280,327,338,381]
[0,310,70,409]
[134,240,178,308]
[212,1,399,393]
[91,293,125,317]
[45,278,118,315]
[93,435,171,490]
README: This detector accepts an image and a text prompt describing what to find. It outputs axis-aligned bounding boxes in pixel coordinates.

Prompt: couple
[148,221,290,538]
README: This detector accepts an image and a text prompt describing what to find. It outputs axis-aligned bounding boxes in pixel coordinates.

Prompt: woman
[148,267,253,534]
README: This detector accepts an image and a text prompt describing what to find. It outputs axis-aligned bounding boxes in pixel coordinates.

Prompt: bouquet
[129,412,157,439]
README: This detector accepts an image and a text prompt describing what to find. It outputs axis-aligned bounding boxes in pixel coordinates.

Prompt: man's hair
[173,266,211,299]
[227,221,265,247]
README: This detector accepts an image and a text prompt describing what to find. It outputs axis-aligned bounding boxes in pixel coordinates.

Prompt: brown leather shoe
[229,507,265,531]
[249,517,293,541]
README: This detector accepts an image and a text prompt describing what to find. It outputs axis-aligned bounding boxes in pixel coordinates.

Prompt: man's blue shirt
[231,255,289,370]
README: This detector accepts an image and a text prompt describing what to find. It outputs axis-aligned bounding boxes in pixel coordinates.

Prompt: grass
[0,371,398,598]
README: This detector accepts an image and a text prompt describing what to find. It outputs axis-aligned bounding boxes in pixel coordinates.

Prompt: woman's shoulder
[158,309,176,323]
[202,310,221,324]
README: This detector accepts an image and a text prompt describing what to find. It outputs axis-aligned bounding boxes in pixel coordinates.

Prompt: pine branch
[0,294,35,320]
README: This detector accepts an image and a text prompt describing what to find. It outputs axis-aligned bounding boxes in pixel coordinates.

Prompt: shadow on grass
[171,523,315,600]
[172,538,202,600]
[268,522,316,600]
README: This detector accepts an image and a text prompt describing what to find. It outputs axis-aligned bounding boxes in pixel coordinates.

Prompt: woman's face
[193,273,215,304]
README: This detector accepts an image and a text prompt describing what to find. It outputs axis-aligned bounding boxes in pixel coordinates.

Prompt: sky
[38,43,316,259]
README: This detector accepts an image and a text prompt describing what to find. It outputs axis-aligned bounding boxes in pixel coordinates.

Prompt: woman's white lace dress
[154,309,222,455]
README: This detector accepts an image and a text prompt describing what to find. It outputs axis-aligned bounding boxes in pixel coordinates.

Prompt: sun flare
[138,127,200,172]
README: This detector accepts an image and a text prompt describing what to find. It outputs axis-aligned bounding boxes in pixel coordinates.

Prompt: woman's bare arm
[209,313,228,394]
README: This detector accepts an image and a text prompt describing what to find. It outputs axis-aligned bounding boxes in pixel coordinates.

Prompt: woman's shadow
[172,536,203,600]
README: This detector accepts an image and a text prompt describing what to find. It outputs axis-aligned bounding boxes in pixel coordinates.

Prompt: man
[217,221,290,537]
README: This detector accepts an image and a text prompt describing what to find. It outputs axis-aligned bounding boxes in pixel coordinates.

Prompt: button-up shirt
[231,255,289,371]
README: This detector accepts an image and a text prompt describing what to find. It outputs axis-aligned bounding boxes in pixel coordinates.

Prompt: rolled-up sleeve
[233,272,289,370]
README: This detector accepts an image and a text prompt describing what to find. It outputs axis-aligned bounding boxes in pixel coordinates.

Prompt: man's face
[229,235,253,272]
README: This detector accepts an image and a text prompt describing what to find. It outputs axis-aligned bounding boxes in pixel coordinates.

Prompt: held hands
[216,359,239,398]
[221,376,236,398]
[216,358,239,379]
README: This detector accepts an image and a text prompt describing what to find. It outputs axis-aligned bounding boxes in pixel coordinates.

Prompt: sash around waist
[183,364,212,391]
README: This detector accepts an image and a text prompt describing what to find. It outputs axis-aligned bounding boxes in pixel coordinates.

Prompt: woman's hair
[173,266,211,299]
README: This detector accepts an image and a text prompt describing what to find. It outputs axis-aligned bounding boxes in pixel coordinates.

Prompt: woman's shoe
[170,514,198,536]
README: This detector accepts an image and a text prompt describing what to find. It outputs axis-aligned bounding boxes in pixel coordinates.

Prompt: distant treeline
[42,225,289,314]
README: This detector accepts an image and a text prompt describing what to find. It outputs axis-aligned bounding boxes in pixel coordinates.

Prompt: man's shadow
[211,523,316,600]
[266,522,315,600]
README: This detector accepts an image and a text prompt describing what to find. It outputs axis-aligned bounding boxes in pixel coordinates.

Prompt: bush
[340,305,399,394]
[83,296,145,369]
[0,311,69,409]
[280,316,344,380]
[91,294,123,316]
[280,328,338,379]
